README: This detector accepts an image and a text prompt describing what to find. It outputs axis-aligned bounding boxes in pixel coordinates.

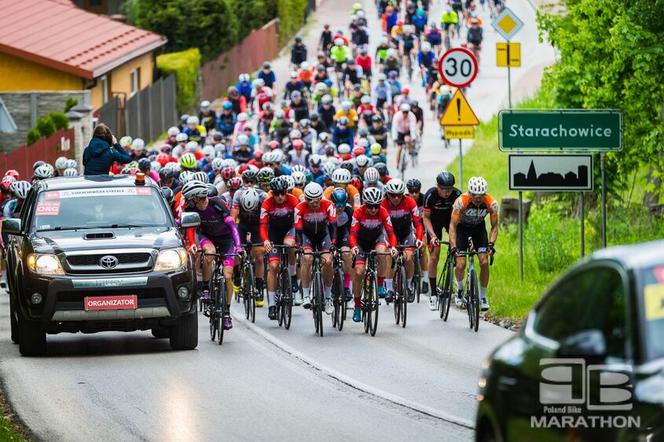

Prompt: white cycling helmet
[322,162,337,177]
[132,138,145,150]
[237,112,248,122]
[338,143,351,155]
[363,167,379,184]
[341,101,352,111]
[300,61,310,70]
[202,145,215,157]
[179,171,194,185]
[362,187,383,205]
[182,180,209,200]
[10,180,31,199]
[237,134,249,145]
[211,158,225,171]
[291,164,306,174]
[65,159,77,169]
[421,42,432,52]
[400,103,411,112]
[185,141,199,152]
[291,171,306,186]
[385,178,406,195]
[240,187,262,212]
[284,175,295,191]
[55,156,68,170]
[175,133,188,142]
[361,95,371,104]
[304,182,323,200]
[119,136,133,147]
[468,176,488,195]
[63,168,78,177]
[331,168,352,184]
[309,154,323,166]
[200,100,211,110]
[167,126,180,136]
[355,154,370,168]
[186,115,199,125]
[192,171,209,184]
[334,38,344,46]
[34,163,54,179]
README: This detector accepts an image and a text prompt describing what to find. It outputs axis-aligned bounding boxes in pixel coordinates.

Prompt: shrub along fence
[0,128,74,179]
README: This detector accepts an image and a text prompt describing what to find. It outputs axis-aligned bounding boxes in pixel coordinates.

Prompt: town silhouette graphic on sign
[509,155,593,191]
[513,160,588,187]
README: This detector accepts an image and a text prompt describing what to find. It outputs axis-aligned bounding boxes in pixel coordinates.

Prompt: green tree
[538,0,664,201]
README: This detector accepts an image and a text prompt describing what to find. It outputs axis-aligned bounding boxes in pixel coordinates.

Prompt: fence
[201,19,280,100]
[0,128,75,179]
[96,75,178,141]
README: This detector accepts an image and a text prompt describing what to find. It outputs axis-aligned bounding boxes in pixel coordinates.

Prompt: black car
[476,240,664,441]
[3,175,201,356]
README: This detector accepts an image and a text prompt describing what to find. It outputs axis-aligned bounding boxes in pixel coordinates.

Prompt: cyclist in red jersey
[349,187,398,322]
[381,179,424,302]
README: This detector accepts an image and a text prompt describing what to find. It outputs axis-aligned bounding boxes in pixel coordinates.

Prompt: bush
[26,128,41,146]
[49,112,69,131]
[157,48,202,113]
[35,116,56,139]
[277,0,308,45]
[63,97,78,113]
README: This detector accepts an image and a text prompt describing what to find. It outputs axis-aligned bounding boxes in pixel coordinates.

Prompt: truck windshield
[641,263,664,361]
[32,187,172,231]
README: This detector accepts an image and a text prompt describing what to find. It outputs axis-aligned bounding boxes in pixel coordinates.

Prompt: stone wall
[0,90,90,152]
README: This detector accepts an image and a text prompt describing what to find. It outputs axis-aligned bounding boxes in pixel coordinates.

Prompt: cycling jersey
[330,45,351,63]
[417,51,435,68]
[375,45,389,62]
[423,186,462,234]
[294,199,337,243]
[334,109,359,127]
[259,193,300,242]
[381,195,423,240]
[323,184,361,209]
[191,197,240,250]
[232,188,268,227]
[391,111,418,139]
[451,193,499,226]
[441,11,458,24]
[349,205,397,249]
[335,204,354,245]
[402,35,416,53]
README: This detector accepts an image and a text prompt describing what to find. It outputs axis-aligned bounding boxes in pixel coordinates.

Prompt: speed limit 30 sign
[437,48,478,88]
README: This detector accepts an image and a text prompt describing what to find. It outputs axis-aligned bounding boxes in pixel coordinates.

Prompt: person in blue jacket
[83,124,131,175]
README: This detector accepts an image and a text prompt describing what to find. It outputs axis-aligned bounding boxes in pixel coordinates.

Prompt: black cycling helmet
[339,161,354,173]
[436,171,455,187]
[406,178,422,193]
[374,162,388,177]
[241,169,257,182]
[33,160,45,171]
[159,167,176,181]
[137,158,151,172]
[269,177,288,193]
[207,183,219,197]
[160,187,174,203]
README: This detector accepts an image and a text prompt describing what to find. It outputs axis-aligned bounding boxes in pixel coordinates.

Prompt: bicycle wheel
[218,278,226,345]
[242,263,251,320]
[414,252,422,303]
[401,270,408,328]
[369,275,379,336]
[281,268,293,330]
[393,265,403,325]
[362,274,373,334]
[469,268,480,332]
[331,268,342,329]
[313,271,324,337]
[247,262,256,323]
[440,254,454,322]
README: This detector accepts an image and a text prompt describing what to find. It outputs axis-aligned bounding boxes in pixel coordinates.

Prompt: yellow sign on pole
[440,89,480,126]
[496,42,521,67]
[444,126,475,139]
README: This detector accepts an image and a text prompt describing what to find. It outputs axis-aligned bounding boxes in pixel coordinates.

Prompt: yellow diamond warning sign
[440,89,480,126]
[444,126,475,139]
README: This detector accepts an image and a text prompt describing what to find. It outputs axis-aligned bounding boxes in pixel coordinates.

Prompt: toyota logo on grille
[99,255,119,269]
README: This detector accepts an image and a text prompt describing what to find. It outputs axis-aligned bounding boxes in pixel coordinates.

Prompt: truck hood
[29,227,182,254]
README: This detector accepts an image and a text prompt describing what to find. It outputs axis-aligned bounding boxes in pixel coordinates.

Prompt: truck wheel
[9,297,18,344]
[151,326,170,339]
[18,316,46,356]
[169,311,198,350]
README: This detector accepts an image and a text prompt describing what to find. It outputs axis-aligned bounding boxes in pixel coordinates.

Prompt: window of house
[100,75,110,104]
[130,68,141,96]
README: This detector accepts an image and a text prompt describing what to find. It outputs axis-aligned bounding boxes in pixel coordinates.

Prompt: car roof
[590,239,664,270]
[35,175,158,192]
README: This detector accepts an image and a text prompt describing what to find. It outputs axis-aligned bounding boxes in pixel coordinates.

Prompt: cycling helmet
[374,162,388,177]
[291,164,306,174]
[321,95,333,105]
[179,170,194,185]
[211,158,224,172]
[468,176,488,194]
[168,126,180,136]
[237,134,249,146]
[132,138,145,151]
[364,167,379,184]
[161,187,174,203]
[331,188,348,208]
[182,180,209,200]
[334,38,344,46]
[269,177,288,193]
[63,168,78,177]
[290,129,302,139]
[65,159,77,169]
[228,177,243,191]
[436,171,455,187]
[338,143,351,155]
[357,138,370,148]
[5,170,19,179]
[341,101,352,111]
[186,116,199,125]
[156,153,171,167]
[385,178,406,195]
[1,175,15,191]
[272,150,284,164]
[319,132,329,142]
[400,103,411,112]
[283,175,295,191]
[304,182,323,200]
[34,163,54,179]
[406,178,422,193]
[377,73,387,81]
[192,171,209,183]
[151,161,162,173]
[300,118,311,128]
[180,153,197,170]
[237,112,248,122]
[257,167,275,183]
[370,143,382,156]
[363,187,383,205]
[185,141,199,152]
[355,154,371,168]
[159,167,176,181]
[322,162,337,177]
[309,155,323,167]
[331,168,352,184]
[421,42,432,52]
[221,166,235,181]
[10,180,32,199]
[175,133,188,143]
[339,161,354,173]
[202,145,215,157]
[337,116,349,126]
[292,139,305,150]
[291,171,306,186]
[55,156,68,170]
[137,158,151,172]
[241,169,257,182]
[240,188,262,212]
[33,160,45,171]
[402,87,411,96]
[222,101,233,111]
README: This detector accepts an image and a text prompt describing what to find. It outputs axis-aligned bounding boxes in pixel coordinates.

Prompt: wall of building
[0,90,90,151]
[0,52,83,92]
[89,52,154,109]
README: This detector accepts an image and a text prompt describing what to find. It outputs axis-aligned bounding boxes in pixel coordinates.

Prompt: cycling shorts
[397,132,412,144]
[396,230,416,249]
[426,218,452,245]
[267,227,296,263]
[301,233,331,252]
[355,231,388,265]
[198,235,236,267]
[239,225,262,246]
[455,223,489,254]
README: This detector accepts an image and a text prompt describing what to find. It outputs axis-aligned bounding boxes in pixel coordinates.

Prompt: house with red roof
[0,0,167,109]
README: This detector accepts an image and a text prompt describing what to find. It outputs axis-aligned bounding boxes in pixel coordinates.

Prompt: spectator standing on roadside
[83,124,131,175]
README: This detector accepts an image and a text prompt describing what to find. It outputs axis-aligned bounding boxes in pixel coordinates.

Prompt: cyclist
[355,47,373,83]
[417,42,437,88]
[373,74,392,120]
[406,178,429,293]
[319,24,333,52]
[441,6,459,40]
[425,23,443,52]
[318,95,337,129]
[391,103,417,170]
[290,35,307,69]
[363,166,385,194]
[381,179,424,302]
[467,18,483,63]
[449,177,499,311]
[350,187,398,321]
[399,25,418,77]
[412,8,428,36]
[323,168,362,208]
[3,181,31,219]
[258,62,276,89]
[422,171,462,310]
[330,38,352,73]
[333,116,355,147]
[260,177,300,318]
[182,180,241,331]
[295,183,337,314]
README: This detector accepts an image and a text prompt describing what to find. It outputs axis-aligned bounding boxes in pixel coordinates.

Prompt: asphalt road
[0,0,555,440]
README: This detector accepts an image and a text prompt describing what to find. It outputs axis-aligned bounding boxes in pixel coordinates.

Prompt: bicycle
[412,246,422,303]
[298,249,330,337]
[353,250,391,336]
[239,244,257,323]
[202,251,240,345]
[436,240,455,322]
[461,238,494,332]
[267,245,296,329]
[391,248,408,328]
[331,247,347,331]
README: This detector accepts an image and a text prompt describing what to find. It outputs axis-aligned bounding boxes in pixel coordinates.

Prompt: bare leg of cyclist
[478,253,490,308]
[223,265,234,305]
[300,253,313,308]
[252,246,265,300]
[201,243,216,286]
[267,260,279,307]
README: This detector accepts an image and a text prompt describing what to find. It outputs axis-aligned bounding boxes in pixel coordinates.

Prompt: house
[0,0,167,110]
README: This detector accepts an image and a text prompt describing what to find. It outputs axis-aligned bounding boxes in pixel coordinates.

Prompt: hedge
[24,112,70,145]
[277,0,308,45]
[157,48,202,113]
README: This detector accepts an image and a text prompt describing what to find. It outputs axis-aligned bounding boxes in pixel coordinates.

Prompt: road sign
[437,48,478,89]
[496,42,521,67]
[499,110,623,151]
[440,89,480,126]
[509,155,593,191]
[444,126,475,139]
[491,7,524,41]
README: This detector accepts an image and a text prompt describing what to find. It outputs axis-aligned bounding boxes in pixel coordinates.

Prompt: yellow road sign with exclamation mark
[440,89,480,126]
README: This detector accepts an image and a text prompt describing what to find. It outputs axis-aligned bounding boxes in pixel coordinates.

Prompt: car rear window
[641,264,664,361]
[32,187,172,231]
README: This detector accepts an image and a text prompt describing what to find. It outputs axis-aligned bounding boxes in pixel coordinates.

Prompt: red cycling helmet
[254,151,263,160]
[292,139,304,149]
[350,177,363,192]
[401,87,410,95]
[1,176,14,191]
[221,166,235,181]
[228,177,242,191]
[352,146,365,157]
[156,153,170,167]
[5,169,19,179]
[237,164,249,175]
[268,140,280,151]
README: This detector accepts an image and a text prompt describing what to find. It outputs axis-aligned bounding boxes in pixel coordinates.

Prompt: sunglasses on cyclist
[273,191,287,197]
[387,192,402,198]
[366,204,380,210]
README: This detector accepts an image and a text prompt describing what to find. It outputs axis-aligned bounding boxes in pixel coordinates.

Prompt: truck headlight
[154,248,187,272]
[27,254,64,275]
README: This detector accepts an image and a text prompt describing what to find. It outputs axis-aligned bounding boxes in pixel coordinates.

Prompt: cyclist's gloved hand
[430,236,440,247]
[415,239,423,249]
[351,246,360,256]
[450,246,460,256]
[488,242,496,255]
[263,240,273,252]
[390,247,398,258]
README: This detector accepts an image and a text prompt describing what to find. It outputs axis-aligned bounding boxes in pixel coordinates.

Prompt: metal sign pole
[458,139,463,192]
[518,190,524,280]
[580,192,585,257]
[507,41,513,109]
[600,151,607,248]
